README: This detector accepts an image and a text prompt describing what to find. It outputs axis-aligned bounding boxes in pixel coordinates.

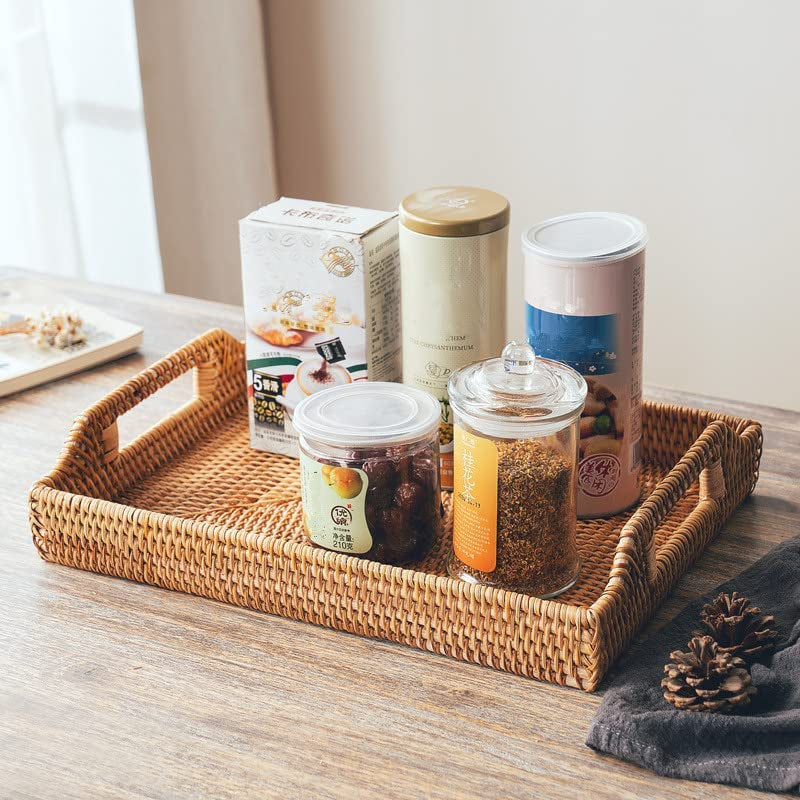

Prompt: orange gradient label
[440,450,454,490]
[453,426,498,572]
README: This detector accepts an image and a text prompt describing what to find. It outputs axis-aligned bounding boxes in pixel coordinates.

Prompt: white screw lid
[522,212,647,263]
[292,382,441,448]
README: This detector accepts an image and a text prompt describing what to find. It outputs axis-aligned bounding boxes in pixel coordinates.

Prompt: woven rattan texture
[114,415,694,610]
[29,330,763,690]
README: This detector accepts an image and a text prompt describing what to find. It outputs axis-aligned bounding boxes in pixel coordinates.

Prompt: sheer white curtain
[0,0,162,291]
[1,0,277,304]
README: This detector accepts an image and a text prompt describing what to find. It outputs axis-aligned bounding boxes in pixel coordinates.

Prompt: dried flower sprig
[1,308,86,349]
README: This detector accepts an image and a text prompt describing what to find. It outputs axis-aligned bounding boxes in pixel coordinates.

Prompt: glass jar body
[447,412,580,597]
[298,433,441,566]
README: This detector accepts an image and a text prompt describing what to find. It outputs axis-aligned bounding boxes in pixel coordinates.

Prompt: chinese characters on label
[282,207,355,224]
[578,454,621,498]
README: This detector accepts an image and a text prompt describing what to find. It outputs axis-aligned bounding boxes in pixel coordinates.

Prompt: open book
[0,276,143,397]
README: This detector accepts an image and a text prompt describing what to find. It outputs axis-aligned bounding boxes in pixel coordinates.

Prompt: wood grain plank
[1,268,795,799]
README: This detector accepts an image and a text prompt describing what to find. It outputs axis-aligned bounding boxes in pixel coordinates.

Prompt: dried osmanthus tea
[447,341,587,597]
[292,382,441,566]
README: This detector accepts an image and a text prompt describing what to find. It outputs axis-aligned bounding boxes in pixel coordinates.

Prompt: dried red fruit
[380,506,407,544]
[393,454,413,482]
[363,458,396,490]
[411,452,436,486]
[365,502,383,534]
[367,484,395,510]
[383,531,418,565]
[369,540,389,563]
[395,481,424,515]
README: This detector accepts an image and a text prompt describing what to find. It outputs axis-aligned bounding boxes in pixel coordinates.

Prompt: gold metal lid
[399,186,510,237]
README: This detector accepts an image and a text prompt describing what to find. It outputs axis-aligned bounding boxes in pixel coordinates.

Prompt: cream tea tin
[399,186,509,490]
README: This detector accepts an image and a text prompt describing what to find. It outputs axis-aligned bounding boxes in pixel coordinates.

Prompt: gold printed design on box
[271,290,339,334]
[321,246,356,277]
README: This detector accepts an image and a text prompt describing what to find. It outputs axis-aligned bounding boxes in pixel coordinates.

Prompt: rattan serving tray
[29,329,763,690]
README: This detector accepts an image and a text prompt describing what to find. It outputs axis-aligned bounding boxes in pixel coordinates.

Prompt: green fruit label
[299,453,373,554]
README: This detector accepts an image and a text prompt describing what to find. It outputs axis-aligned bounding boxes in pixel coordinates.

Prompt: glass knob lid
[485,339,555,397]
[500,340,537,391]
[448,339,588,431]
[502,340,536,375]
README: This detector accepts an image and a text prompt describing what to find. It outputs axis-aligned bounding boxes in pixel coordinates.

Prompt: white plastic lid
[522,212,647,263]
[292,381,441,448]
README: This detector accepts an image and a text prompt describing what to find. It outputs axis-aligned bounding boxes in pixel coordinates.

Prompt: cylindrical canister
[447,340,587,597]
[522,212,647,517]
[399,186,509,490]
[293,382,441,566]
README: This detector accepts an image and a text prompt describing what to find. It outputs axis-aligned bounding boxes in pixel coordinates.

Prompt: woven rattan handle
[79,328,243,465]
[36,329,245,499]
[615,419,729,587]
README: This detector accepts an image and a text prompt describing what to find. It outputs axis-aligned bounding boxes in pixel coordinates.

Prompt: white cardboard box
[240,198,401,457]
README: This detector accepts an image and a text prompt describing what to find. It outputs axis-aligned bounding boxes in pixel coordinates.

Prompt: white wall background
[266,0,798,411]
[134,0,277,305]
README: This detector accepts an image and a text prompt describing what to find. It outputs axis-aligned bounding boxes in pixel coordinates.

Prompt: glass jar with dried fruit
[293,382,441,566]
[447,341,587,597]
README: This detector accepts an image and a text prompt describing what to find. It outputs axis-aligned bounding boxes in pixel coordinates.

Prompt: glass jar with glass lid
[447,341,587,597]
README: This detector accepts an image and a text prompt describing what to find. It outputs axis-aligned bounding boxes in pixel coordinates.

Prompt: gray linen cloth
[586,534,800,793]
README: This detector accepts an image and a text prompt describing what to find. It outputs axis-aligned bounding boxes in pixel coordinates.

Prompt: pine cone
[700,591,778,664]
[662,635,756,712]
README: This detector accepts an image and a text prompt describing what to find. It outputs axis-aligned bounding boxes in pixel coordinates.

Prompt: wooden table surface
[1,269,797,800]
